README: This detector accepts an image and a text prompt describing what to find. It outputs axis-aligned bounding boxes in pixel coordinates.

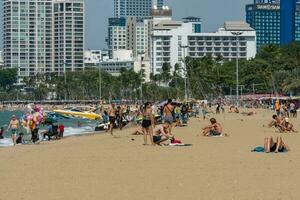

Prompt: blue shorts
[164,115,173,124]
[153,136,162,143]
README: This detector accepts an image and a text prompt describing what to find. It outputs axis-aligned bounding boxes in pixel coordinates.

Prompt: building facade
[2,0,85,81]
[114,0,164,17]
[280,0,300,45]
[107,17,127,58]
[246,0,280,48]
[152,20,256,74]
[53,0,85,73]
[296,2,300,41]
[3,0,53,81]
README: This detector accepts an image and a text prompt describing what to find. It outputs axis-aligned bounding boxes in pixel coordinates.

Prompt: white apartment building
[107,17,127,58]
[99,50,151,81]
[3,0,85,81]
[84,50,101,68]
[152,20,257,74]
[126,17,151,58]
[53,0,85,73]
[3,0,53,80]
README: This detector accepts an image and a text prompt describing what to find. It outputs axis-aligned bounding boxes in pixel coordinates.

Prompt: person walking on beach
[7,115,19,145]
[108,103,117,136]
[142,102,155,145]
[201,102,208,120]
[275,99,281,116]
[163,99,174,134]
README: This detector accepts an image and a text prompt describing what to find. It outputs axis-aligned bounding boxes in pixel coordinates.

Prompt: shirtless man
[163,99,174,134]
[282,118,297,133]
[202,118,223,136]
[268,115,284,132]
[108,104,117,136]
[7,115,19,145]
[153,122,173,145]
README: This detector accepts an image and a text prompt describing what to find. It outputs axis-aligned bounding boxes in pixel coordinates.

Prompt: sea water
[0,110,98,147]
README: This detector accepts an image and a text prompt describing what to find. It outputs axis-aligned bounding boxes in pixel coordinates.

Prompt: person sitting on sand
[264,136,289,153]
[229,106,239,113]
[202,118,223,136]
[268,115,284,132]
[153,122,173,145]
[282,118,297,133]
[16,133,25,145]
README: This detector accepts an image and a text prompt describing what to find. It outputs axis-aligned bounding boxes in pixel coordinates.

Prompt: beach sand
[0,108,299,200]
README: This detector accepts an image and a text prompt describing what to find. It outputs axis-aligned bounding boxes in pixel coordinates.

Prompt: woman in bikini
[108,104,117,136]
[142,102,155,145]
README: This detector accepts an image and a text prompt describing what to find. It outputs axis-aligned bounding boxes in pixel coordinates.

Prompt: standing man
[7,115,19,145]
[163,99,174,134]
[108,103,117,136]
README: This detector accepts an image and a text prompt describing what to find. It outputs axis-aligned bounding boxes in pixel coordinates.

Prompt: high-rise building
[295,2,300,41]
[114,0,164,17]
[53,0,85,73]
[246,0,280,48]
[280,0,300,45]
[3,0,85,82]
[3,0,53,81]
[107,17,127,58]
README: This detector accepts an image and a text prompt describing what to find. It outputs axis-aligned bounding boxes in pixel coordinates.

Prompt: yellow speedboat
[53,106,101,120]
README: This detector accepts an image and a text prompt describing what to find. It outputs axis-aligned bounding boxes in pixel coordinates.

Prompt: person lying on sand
[282,118,297,133]
[153,122,173,145]
[264,136,289,153]
[202,118,223,136]
[268,115,284,132]
[241,111,256,116]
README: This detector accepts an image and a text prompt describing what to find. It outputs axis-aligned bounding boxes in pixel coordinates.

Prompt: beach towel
[169,143,192,147]
[208,133,227,137]
[251,146,265,152]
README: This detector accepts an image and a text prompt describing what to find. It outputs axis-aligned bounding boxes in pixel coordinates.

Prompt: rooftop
[224,21,254,31]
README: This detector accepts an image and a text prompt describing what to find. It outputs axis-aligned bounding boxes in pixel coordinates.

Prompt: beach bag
[251,146,265,152]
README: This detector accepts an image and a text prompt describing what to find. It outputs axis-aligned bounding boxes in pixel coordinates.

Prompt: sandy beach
[0,108,299,200]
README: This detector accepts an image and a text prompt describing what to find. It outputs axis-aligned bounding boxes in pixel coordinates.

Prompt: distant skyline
[86,0,253,49]
[0,0,253,49]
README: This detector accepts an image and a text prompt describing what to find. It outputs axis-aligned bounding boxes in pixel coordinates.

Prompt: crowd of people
[1,112,65,146]
[0,98,298,152]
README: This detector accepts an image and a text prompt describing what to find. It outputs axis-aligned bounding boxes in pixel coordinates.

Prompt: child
[202,118,223,136]
[58,123,65,138]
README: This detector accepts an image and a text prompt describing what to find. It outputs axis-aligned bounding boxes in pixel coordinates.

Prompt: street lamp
[140,56,144,103]
[64,62,68,101]
[231,31,243,107]
[180,45,188,102]
[98,60,102,100]
[137,52,144,103]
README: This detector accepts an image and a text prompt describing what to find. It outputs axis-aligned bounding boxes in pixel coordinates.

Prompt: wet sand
[0,108,299,200]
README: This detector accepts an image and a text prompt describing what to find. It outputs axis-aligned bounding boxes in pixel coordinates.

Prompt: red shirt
[58,125,64,132]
